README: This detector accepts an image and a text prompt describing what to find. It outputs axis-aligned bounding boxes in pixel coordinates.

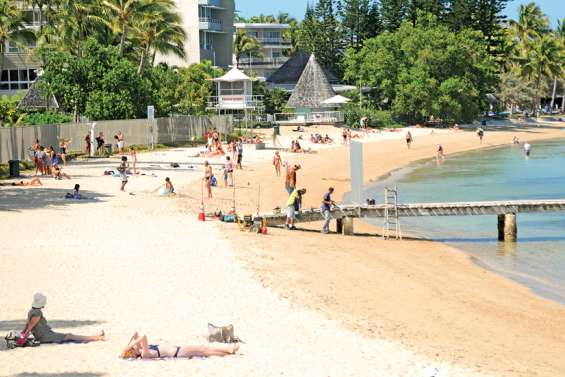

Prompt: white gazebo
[321,94,351,107]
[208,67,263,111]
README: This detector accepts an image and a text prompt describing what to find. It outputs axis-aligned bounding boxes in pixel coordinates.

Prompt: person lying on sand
[121,332,238,360]
[18,293,105,345]
[0,177,43,187]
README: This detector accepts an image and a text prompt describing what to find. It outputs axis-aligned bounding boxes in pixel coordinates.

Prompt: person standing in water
[524,142,532,157]
[436,144,444,163]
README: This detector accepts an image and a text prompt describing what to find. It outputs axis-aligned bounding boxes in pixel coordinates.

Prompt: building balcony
[207,95,264,111]
[199,17,224,33]
[237,56,289,68]
[257,38,292,47]
[198,0,225,9]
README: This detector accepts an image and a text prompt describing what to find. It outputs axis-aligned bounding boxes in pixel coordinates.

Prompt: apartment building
[234,23,291,79]
[1,4,41,94]
[157,0,235,68]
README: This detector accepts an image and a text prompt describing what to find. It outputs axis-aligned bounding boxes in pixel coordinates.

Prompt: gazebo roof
[287,54,336,109]
[267,51,338,84]
[321,95,351,105]
[17,81,59,110]
[213,67,253,82]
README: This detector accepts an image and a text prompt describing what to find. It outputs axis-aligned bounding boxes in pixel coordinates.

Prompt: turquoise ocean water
[363,139,565,304]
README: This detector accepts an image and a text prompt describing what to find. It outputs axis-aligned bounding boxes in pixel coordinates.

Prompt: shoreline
[196,123,565,376]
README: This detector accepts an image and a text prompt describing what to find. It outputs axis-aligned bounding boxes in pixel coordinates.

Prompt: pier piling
[498,214,517,242]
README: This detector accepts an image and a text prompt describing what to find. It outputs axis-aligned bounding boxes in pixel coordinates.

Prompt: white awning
[321,95,351,105]
[213,67,253,82]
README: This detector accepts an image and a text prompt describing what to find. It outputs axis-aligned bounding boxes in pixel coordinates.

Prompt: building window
[272,51,281,58]
[0,68,38,91]
[264,31,280,39]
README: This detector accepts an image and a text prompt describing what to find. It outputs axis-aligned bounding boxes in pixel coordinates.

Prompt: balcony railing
[237,56,289,68]
[199,17,223,32]
[198,0,224,8]
[257,38,292,46]
[207,95,264,111]
[274,111,344,125]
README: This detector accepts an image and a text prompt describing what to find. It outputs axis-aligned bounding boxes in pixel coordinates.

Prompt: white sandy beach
[0,133,481,377]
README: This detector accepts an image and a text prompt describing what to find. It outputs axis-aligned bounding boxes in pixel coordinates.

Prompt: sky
[235,0,564,28]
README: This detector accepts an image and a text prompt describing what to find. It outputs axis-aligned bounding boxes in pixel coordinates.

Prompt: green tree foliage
[175,61,221,115]
[380,0,410,31]
[339,0,381,50]
[345,14,497,124]
[497,70,537,113]
[298,0,344,78]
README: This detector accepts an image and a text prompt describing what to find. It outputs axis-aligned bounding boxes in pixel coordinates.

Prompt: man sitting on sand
[121,332,238,360]
[18,293,105,345]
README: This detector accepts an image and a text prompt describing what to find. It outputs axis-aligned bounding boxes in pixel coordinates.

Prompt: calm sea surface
[363,138,565,304]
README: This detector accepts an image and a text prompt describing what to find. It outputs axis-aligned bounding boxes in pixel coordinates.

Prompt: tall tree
[102,0,147,55]
[407,0,447,25]
[380,0,409,31]
[340,0,378,50]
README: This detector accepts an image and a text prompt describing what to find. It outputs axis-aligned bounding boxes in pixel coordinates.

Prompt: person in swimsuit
[52,166,71,180]
[273,151,281,176]
[129,147,138,174]
[116,131,125,154]
[19,293,105,345]
[204,160,213,199]
[85,133,91,156]
[48,146,59,173]
[59,139,70,166]
[158,177,175,196]
[1,177,43,187]
[121,332,238,360]
[118,156,129,191]
[95,132,105,157]
[405,131,413,148]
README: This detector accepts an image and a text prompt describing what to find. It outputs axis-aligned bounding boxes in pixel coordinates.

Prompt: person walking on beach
[524,142,532,157]
[18,293,105,346]
[96,132,105,157]
[321,187,335,234]
[273,151,282,176]
[118,156,129,191]
[476,127,484,144]
[285,188,306,230]
[223,156,234,187]
[85,133,91,156]
[405,131,413,148]
[204,160,213,199]
[129,147,138,174]
[236,140,243,169]
[285,164,300,195]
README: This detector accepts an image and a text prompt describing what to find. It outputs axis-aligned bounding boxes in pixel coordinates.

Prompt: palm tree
[248,14,276,24]
[520,34,562,116]
[509,2,549,48]
[233,30,262,68]
[132,0,185,74]
[102,0,149,55]
[276,12,296,25]
[555,19,565,113]
[0,0,36,74]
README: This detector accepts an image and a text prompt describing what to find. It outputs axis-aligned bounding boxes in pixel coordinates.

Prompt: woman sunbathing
[1,177,43,187]
[121,332,239,360]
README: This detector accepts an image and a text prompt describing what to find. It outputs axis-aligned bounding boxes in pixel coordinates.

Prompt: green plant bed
[0,161,35,179]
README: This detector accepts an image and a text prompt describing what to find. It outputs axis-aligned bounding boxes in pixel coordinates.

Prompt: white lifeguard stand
[207,67,264,117]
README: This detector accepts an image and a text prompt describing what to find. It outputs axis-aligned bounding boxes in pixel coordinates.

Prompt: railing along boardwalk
[261,199,565,242]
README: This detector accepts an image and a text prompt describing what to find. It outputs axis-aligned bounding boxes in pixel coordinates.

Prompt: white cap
[32,292,46,308]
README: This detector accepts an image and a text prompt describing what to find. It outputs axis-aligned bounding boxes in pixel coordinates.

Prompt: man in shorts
[285,188,306,230]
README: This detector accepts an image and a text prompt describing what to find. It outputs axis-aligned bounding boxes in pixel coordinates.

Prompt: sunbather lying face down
[121,332,239,360]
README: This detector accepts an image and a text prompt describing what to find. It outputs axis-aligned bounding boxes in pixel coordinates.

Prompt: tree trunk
[550,77,557,111]
[562,79,565,113]
[119,23,128,55]
[138,41,151,75]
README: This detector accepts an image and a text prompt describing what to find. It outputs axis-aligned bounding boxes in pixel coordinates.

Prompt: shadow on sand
[11,373,104,377]
[0,188,110,212]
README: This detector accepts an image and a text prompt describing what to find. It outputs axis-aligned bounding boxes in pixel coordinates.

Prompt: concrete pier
[498,213,517,242]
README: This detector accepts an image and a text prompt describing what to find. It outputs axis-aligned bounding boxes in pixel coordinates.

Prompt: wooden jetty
[262,199,565,242]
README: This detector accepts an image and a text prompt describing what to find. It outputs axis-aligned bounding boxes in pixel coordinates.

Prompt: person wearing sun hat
[18,292,105,345]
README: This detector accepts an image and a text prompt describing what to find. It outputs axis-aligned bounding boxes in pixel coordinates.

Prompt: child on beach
[118,156,129,191]
[121,332,238,360]
[18,293,105,345]
[273,151,282,176]
[236,140,243,169]
[65,184,82,199]
[158,177,175,196]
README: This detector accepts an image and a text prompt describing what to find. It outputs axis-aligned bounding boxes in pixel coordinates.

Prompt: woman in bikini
[204,160,213,199]
[121,332,238,360]
[59,139,70,166]
[273,151,281,176]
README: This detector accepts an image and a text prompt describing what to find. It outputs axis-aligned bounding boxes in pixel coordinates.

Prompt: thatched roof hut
[267,51,338,85]
[17,81,59,110]
[287,54,336,109]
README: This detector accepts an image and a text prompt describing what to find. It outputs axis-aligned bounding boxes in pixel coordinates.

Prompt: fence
[0,115,233,163]
[274,111,344,125]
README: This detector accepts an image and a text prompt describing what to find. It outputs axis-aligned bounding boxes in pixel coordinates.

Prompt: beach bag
[210,175,217,187]
[207,323,244,343]
[5,331,40,349]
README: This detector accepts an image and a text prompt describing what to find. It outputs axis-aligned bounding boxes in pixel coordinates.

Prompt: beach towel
[5,331,40,349]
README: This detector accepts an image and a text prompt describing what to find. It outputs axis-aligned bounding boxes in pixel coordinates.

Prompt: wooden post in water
[498,214,517,242]
[343,217,354,235]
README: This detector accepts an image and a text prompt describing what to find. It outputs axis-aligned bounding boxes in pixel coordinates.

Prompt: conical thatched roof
[17,80,59,110]
[267,51,338,84]
[287,54,336,109]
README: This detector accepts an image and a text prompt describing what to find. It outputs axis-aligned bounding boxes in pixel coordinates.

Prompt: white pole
[90,122,96,157]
